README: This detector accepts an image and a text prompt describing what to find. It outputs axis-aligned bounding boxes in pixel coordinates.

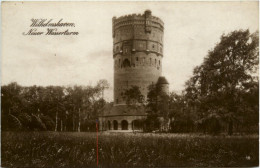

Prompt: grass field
[1,132,259,167]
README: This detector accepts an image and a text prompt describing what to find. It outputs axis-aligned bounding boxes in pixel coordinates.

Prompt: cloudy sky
[2,1,259,101]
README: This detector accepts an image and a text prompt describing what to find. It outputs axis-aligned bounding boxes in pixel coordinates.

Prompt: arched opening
[122,59,130,68]
[121,120,128,130]
[108,121,111,130]
[113,120,118,130]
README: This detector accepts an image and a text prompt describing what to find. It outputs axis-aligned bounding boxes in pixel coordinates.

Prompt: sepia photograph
[1,1,259,167]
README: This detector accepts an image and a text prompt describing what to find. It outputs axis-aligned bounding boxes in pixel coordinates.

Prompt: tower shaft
[112,10,164,105]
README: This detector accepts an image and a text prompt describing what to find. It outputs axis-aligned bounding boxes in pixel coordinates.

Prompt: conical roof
[157,76,169,84]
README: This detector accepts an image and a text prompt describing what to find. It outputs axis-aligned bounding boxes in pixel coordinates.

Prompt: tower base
[98,104,147,131]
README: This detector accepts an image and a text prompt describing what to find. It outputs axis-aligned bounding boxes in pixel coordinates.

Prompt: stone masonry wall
[113,10,164,105]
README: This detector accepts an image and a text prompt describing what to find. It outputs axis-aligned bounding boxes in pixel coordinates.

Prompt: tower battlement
[112,10,164,38]
[112,13,164,28]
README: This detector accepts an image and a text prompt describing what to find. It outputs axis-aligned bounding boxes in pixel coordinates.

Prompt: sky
[1,1,259,101]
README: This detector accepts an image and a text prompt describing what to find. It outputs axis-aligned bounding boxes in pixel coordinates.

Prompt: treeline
[1,29,259,135]
[1,80,109,132]
[168,30,259,134]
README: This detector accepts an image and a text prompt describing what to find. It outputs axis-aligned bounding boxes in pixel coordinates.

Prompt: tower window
[136,57,139,61]
[150,58,152,65]
[159,60,160,66]
[122,59,130,68]
[152,44,155,49]
[155,59,157,65]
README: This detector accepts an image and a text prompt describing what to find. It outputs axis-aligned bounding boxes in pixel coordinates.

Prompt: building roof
[100,104,147,117]
[157,76,169,85]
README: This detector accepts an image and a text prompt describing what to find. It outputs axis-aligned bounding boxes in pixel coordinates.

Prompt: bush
[143,114,160,132]
[170,118,194,133]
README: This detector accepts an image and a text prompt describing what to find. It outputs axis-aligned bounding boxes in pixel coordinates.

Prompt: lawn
[1,132,258,167]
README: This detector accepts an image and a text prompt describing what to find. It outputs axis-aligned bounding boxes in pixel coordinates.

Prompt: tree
[96,79,110,101]
[1,81,108,132]
[144,84,161,132]
[184,29,259,134]
[122,86,144,108]
[96,79,110,128]
[1,82,24,130]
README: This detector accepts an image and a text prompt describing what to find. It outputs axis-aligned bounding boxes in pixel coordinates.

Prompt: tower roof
[157,76,169,85]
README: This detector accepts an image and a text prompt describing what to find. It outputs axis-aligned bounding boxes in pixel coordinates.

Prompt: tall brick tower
[99,10,168,131]
[113,10,164,104]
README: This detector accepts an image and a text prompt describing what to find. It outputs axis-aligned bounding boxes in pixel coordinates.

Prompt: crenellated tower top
[112,10,164,38]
